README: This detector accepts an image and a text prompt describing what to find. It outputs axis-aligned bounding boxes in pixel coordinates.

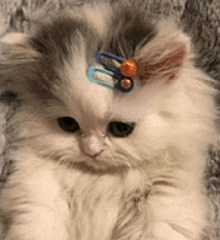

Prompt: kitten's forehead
[64,53,113,123]
[30,2,157,123]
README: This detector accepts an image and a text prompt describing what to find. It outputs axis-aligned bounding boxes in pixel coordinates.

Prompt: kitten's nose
[81,135,104,158]
[86,150,103,158]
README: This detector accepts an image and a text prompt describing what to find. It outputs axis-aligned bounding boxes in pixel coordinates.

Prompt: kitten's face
[0,3,198,172]
[20,56,165,172]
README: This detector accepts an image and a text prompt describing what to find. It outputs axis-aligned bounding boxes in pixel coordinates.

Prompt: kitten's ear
[0,33,40,61]
[136,24,191,83]
[0,33,41,104]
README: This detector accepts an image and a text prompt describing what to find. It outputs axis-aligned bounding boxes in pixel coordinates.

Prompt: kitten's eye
[108,121,135,137]
[58,117,80,133]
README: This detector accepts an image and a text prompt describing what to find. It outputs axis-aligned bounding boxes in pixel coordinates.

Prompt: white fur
[0,5,218,240]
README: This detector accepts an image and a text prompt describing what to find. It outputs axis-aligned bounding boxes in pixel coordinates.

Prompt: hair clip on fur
[120,59,138,78]
[86,51,136,93]
[86,66,133,92]
[86,66,115,89]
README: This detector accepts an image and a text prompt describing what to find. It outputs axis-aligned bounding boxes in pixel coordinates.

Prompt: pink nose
[85,150,103,158]
[81,134,105,158]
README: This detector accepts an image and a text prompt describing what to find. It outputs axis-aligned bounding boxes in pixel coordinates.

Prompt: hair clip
[96,51,124,63]
[86,66,134,93]
[96,51,138,78]
[86,66,115,89]
[86,51,138,93]
[120,59,138,78]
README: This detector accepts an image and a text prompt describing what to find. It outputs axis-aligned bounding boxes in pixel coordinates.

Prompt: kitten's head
[0,3,216,173]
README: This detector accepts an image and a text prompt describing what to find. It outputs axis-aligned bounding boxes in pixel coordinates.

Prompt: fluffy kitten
[0,2,218,240]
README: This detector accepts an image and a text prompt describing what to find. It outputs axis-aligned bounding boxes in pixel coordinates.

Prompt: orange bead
[120,59,138,77]
[121,79,132,89]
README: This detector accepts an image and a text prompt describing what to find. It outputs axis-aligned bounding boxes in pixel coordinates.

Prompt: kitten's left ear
[136,24,191,83]
[0,33,42,104]
[0,33,40,61]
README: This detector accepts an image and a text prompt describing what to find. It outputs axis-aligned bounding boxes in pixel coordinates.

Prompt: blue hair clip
[86,51,134,93]
[96,51,124,64]
[86,66,115,89]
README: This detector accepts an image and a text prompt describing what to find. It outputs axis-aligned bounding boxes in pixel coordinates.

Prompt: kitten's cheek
[139,114,172,151]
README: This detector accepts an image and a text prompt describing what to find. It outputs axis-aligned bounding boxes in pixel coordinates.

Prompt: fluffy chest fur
[58,168,150,240]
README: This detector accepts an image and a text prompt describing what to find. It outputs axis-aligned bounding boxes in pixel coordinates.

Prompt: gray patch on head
[29,11,99,64]
[3,4,158,107]
[102,3,157,58]
[28,3,157,68]
[26,10,100,99]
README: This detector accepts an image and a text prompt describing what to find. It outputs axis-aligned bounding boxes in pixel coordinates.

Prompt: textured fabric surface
[0,0,220,239]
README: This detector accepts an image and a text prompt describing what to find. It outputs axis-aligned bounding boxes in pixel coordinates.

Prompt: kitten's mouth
[38,151,131,174]
[51,153,131,174]
[68,161,129,175]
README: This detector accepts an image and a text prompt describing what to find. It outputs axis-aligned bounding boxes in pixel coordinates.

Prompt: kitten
[0,2,218,240]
